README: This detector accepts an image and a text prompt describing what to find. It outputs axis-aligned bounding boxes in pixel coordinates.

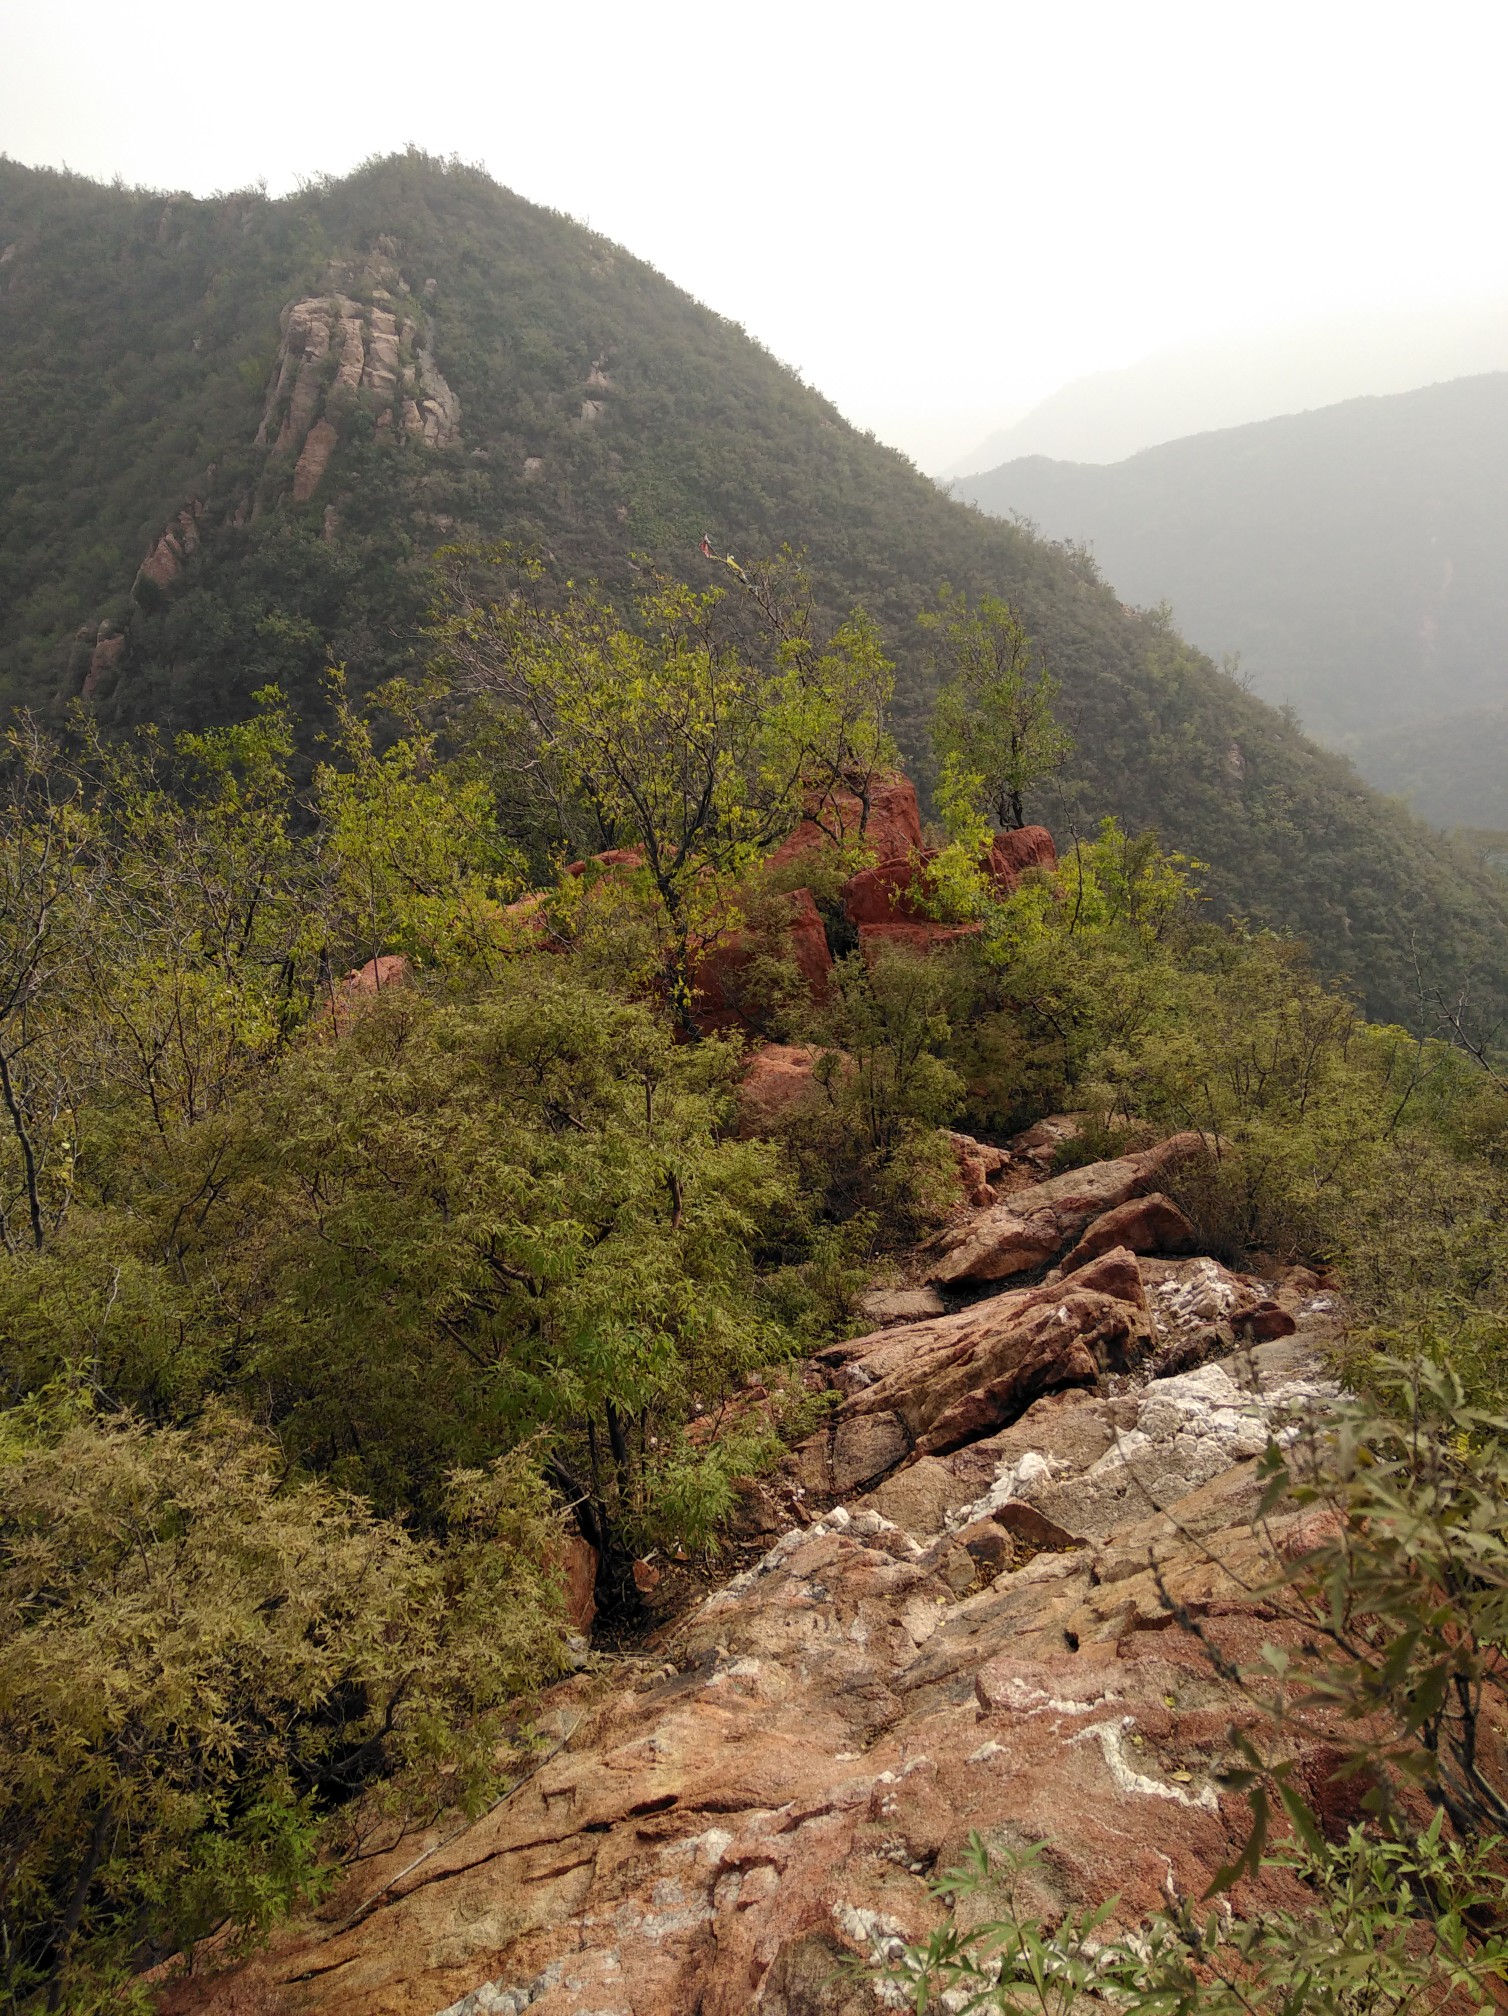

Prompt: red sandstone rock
[1061,1191,1200,1272]
[1234,1299,1299,1342]
[843,825,1056,932]
[842,854,924,927]
[327,953,411,1033]
[563,846,645,877]
[341,953,410,997]
[734,1042,840,1136]
[926,1133,1210,1286]
[549,1535,598,1635]
[949,1131,1011,1207]
[817,1247,1152,1456]
[179,1336,1353,2016]
[692,886,832,1032]
[768,772,923,869]
[987,824,1057,890]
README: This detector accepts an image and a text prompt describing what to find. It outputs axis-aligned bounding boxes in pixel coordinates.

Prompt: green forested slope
[953,376,1508,825]
[2,150,1506,1028]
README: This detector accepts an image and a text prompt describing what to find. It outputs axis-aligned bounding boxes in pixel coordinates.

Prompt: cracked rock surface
[162,1141,1350,2016]
[175,1231,1347,2016]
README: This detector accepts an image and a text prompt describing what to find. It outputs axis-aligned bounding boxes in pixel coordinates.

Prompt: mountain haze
[950,298,1508,472]
[953,375,1508,828]
[3,150,1507,1028]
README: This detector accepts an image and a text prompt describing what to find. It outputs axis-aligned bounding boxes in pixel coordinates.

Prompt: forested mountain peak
[2,148,1507,1029]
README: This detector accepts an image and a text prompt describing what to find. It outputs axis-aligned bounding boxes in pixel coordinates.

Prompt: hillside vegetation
[3,151,1508,1028]
[953,375,1508,827]
[4,576,1508,2006]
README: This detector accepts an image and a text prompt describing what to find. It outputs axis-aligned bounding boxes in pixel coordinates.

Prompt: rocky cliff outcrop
[496,773,1058,1040]
[255,270,461,492]
[94,256,464,695]
[175,1320,1341,2016]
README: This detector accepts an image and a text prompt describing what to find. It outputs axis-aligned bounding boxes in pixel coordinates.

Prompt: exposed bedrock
[924,1131,1211,1286]
[166,1227,1348,2016]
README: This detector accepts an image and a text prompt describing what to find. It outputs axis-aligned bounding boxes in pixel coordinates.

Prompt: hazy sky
[5,0,1507,468]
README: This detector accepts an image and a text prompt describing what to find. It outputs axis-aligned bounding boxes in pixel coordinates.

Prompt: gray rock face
[255,278,462,488]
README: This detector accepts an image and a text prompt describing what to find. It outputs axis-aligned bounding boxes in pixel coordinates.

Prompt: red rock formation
[564,847,644,877]
[949,1130,1011,1207]
[987,823,1058,889]
[486,786,1056,1028]
[838,822,1056,966]
[1061,1191,1200,1272]
[734,1042,837,1136]
[692,887,832,1032]
[327,954,411,1034]
[173,1328,1351,2016]
[341,953,410,998]
[926,1132,1211,1286]
[795,1245,1152,1470]
[768,771,923,869]
[548,1536,598,1636]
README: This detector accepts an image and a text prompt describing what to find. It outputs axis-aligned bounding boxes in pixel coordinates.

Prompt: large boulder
[768,771,924,869]
[813,1247,1152,1461]
[735,1042,838,1136]
[840,824,1057,932]
[926,1133,1210,1286]
[986,824,1058,888]
[1061,1191,1199,1272]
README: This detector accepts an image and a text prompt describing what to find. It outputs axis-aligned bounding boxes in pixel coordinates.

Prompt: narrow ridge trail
[169,1141,1350,2016]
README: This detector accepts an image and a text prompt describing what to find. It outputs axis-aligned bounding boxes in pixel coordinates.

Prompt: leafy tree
[736,551,898,843]
[0,1396,564,2011]
[434,549,893,1025]
[314,672,528,980]
[0,719,102,1253]
[926,589,1073,833]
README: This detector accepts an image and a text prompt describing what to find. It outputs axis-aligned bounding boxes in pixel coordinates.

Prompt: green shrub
[0,1397,564,2011]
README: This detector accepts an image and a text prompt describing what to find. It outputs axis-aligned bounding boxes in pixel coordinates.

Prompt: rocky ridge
[170,1136,1347,2016]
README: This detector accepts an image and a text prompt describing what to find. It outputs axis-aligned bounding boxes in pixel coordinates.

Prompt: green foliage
[777,946,964,1240]
[1231,1359,1508,1847]
[0,1397,563,2010]
[926,589,1072,833]
[0,673,819,1999]
[4,152,1508,1031]
[879,1826,1508,2016]
[433,547,893,1022]
[314,673,528,976]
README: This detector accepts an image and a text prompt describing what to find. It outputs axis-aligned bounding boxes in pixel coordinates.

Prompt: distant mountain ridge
[950,299,1508,472]
[954,374,1508,828]
[3,151,1508,1029]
